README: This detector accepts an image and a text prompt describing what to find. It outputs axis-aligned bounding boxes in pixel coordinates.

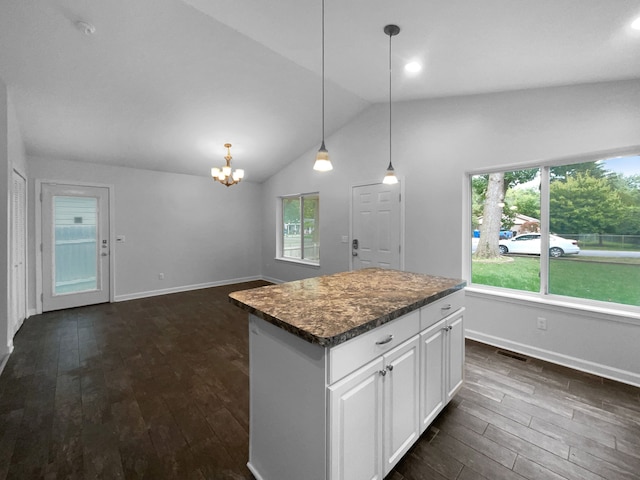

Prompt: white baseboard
[113,276,264,302]
[246,463,265,480]
[0,345,14,376]
[261,275,284,284]
[466,329,640,389]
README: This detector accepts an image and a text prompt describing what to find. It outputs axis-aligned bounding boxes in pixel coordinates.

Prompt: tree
[474,173,505,259]
[473,168,538,259]
[505,187,540,219]
[550,161,608,182]
[550,173,624,242]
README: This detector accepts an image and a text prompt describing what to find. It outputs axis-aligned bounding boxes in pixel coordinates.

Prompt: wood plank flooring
[1,282,639,479]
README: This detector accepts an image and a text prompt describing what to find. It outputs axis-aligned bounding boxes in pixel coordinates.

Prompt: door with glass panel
[42,184,110,311]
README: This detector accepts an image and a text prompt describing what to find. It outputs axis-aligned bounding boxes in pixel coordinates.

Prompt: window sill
[275,257,321,268]
[465,285,640,325]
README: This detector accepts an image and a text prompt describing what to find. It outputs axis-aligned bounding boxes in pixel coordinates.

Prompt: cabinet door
[383,335,420,475]
[329,357,384,480]
[446,310,465,401]
[419,318,446,433]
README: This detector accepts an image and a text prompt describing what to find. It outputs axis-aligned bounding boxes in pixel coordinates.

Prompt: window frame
[464,147,640,316]
[276,192,321,267]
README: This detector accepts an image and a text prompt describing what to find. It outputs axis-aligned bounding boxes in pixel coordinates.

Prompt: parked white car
[498,233,580,257]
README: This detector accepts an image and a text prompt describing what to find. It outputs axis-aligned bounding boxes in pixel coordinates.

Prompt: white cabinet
[446,311,465,401]
[382,335,420,475]
[419,318,446,431]
[329,357,384,480]
[247,291,464,480]
[419,307,465,433]
[329,334,420,480]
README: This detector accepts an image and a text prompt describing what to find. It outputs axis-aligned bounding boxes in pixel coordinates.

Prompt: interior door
[41,184,110,311]
[11,170,27,336]
[352,183,401,270]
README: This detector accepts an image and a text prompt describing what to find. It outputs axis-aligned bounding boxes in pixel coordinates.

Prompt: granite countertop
[229,268,466,347]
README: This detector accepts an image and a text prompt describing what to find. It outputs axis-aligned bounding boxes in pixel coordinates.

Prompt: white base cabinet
[420,308,465,432]
[329,335,420,480]
[247,291,464,480]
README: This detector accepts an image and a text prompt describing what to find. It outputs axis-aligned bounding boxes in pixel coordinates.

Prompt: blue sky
[600,155,640,176]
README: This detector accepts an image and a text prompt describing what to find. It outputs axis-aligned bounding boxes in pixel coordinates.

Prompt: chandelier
[211,143,244,187]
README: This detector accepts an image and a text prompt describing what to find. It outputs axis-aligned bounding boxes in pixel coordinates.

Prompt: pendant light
[382,24,399,185]
[313,0,333,172]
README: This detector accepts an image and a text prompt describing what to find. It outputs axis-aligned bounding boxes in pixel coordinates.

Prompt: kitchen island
[229,268,466,480]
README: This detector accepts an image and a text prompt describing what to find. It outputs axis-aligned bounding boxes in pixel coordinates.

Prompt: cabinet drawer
[420,290,464,330]
[329,310,420,384]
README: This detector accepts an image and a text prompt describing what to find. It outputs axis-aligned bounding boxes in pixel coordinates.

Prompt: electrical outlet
[537,317,547,330]
[158,273,164,280]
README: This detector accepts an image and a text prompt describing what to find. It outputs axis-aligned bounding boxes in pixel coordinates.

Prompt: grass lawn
[472,256,640,306]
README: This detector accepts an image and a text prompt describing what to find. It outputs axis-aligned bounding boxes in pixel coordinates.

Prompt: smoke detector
[75,20,96,35]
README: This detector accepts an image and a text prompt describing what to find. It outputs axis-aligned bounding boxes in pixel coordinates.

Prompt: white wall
[261,79,640,386]
[0,79,9,356]
[27,156,263,311]
[0,81,27,357]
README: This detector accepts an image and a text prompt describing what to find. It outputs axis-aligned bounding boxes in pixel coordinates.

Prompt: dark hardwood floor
[1,282,639,479]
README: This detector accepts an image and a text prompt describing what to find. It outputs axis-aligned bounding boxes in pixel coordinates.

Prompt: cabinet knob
[379,369,387,376]
[386,364,394,372]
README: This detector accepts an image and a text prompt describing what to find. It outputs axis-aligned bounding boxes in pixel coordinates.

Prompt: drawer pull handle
[375,334,394,345]
[441,304,452,311]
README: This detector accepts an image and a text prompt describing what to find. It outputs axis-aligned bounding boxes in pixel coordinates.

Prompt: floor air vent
[496,350,528,362]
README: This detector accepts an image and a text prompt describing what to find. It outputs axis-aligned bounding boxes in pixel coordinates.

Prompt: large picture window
[279,193,320,265]
[471,155,640,308]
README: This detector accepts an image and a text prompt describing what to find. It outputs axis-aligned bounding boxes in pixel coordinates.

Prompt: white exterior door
[329,358,384,480]
[11,170,27,336]
[351,183,401,270]
[41,184,110,311]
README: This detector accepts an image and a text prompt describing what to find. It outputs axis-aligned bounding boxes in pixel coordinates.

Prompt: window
[279,193,320,265]
[471,155,640,308]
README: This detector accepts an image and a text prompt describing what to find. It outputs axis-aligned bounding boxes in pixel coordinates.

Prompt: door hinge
[40,243,43,252]
[40,192,43,202]
[399,193,402,202]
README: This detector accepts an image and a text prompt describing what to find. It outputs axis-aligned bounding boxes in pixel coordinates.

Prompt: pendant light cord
[321,0,325,143]
[388,29,393,169]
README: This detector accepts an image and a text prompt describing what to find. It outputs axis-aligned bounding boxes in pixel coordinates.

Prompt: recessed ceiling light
[404,61,422,73]
[632,17,640,30]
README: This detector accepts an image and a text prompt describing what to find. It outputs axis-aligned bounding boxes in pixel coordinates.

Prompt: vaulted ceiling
[1,0,639,182]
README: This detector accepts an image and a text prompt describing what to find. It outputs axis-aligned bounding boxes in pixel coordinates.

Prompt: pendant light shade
[382,24,399,185]
[314,141,332,172]
[313,0,333,172]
